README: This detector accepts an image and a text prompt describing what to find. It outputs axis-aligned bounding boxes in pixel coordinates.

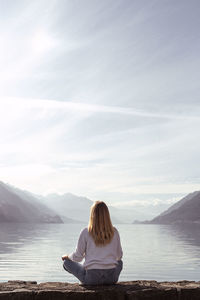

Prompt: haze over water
[1,223,200,283]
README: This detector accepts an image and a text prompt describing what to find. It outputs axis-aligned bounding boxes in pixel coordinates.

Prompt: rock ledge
[0,280,200,299]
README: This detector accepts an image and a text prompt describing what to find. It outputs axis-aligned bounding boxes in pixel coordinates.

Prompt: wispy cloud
[2,97,200,120]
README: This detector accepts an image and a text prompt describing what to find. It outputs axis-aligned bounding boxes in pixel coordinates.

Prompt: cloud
[112,197,182,207]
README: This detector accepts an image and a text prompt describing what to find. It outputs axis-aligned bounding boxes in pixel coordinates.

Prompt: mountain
[37,192,172,224]
[112,202,172,224]
[158,191,200,217]
[0,180,174,224]
[109,205,157,223]
[39,193,122,224]
[0,181,63,223]
[39,193,93,223]
[147,191,200,224]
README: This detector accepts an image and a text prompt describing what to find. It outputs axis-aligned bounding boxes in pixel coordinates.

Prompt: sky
[0,0,200,206]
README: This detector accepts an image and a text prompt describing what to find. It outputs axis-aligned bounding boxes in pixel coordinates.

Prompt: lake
[0,223,200,283]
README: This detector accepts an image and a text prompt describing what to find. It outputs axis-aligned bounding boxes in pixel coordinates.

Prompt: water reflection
[0,223,54,254]
[0,223,200,282]
[119,224,200,282]
[169,223,200,247]
[0,223,84,282]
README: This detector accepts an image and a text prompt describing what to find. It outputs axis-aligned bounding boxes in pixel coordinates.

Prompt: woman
[62,201,123,285]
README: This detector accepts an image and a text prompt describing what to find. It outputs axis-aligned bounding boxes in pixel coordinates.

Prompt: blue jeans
[63,258,123,285]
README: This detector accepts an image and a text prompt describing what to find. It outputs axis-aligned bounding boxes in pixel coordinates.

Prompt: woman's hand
[62,255,69,261]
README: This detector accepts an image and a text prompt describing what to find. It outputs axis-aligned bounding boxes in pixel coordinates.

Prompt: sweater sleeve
[68,228,87,262]
[115,229,123,260]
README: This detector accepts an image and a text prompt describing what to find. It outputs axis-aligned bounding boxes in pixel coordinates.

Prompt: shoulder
[113,227,120,238]
[79,227,89,238]
[113,226,119,234]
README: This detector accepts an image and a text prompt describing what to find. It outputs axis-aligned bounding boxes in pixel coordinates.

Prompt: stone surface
[0,280,200,299]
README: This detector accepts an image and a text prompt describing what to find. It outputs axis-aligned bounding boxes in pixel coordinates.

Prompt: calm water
[0,223,200,283]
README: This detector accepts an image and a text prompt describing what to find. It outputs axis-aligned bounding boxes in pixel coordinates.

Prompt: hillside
[1,181,174,224]
[39,193,93,223]
[0,182,63,223]
[39,193,123,224]
[34,192,171,224]
[149,191,200,224]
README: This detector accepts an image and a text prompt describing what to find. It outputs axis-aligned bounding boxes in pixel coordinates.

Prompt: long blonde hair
[88,201,114,246]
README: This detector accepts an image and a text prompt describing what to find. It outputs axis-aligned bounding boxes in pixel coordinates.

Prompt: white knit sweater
[68,227,123,270]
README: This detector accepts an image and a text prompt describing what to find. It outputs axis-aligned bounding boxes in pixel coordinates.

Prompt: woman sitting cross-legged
[62,201,123,285]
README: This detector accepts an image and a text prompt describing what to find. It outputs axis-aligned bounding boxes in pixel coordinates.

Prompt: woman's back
[69,227,123,270]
